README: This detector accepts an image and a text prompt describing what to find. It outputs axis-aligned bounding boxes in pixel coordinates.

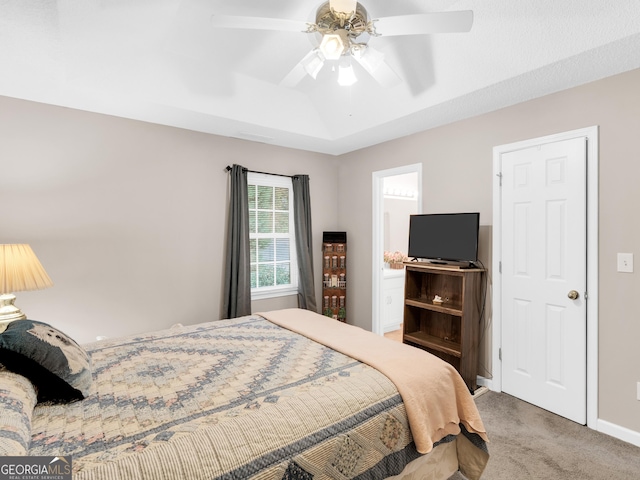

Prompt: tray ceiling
[1,0,639,155]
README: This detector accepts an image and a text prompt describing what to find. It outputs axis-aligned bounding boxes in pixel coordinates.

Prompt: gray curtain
[292,174,317,311]
[222,164,252,319]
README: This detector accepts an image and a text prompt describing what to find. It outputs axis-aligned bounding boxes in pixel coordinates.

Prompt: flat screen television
[407,213,480,265]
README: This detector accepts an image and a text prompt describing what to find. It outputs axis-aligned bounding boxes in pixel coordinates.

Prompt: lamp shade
[0,244,53,294]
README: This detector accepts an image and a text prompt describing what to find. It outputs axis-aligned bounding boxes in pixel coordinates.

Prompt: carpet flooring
[449,391,640,479]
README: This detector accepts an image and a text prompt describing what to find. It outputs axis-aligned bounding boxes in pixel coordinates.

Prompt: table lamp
[0,244,53,333]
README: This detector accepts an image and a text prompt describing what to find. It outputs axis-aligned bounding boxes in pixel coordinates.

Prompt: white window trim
[248,172,298,300]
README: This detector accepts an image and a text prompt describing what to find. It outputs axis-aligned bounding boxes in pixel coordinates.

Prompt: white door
[500,137,587,424]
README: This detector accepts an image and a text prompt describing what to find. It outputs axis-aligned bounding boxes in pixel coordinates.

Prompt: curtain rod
[225,165,301,179]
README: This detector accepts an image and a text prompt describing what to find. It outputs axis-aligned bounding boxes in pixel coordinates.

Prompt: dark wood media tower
[402,263,484,393]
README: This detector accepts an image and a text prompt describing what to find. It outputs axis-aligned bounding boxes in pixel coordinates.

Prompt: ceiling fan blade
[363,60,402,88]
[211,15,311,33]
[373,11,473,36]
[353,47,401,88]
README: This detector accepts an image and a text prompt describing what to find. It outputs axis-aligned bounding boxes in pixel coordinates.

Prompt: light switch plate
[617,253,634,273]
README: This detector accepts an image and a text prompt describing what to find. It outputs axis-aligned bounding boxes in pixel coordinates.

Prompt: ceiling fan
[211,0,473,87]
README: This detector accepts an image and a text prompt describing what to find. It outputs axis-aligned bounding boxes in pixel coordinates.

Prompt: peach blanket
[259,308,488,454]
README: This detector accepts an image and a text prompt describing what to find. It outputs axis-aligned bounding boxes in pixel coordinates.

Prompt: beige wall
[338,68,640,434]
[0,96,338,344]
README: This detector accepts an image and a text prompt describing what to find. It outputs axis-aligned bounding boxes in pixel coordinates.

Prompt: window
[248,172,297,299]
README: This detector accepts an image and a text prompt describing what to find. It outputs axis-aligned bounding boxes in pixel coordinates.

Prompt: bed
[0,308,488,479]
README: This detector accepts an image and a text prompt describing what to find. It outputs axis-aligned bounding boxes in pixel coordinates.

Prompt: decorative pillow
[0,365,37,455]
[0,320,92,403]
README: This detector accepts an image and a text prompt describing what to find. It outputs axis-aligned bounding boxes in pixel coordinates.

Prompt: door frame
[372,163,422,336]
[492,126,599,428]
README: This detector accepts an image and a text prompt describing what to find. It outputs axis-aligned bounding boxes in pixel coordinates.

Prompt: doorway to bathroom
[372,164,422,336]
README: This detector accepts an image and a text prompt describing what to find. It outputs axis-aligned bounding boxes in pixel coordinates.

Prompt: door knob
[567,290,580,300]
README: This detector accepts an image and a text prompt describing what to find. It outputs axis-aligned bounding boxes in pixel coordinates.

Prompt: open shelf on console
[402,263,484,393]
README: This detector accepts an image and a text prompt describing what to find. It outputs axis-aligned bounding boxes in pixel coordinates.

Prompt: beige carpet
[449,391,640,479]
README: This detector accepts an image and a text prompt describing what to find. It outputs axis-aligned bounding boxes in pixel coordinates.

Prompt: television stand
[402,262,485,393]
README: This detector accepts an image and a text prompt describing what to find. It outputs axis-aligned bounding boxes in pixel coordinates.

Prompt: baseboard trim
[476,375,493,391]
[597,419,640,448]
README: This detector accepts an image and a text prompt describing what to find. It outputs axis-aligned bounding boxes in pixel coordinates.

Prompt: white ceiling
[1,0,639,155]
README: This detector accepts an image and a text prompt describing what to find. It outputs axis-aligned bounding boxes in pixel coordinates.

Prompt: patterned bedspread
[27,315,441,479]
[0,367,37,456]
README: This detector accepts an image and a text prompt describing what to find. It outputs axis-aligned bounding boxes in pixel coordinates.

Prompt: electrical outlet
[617,253,634,273]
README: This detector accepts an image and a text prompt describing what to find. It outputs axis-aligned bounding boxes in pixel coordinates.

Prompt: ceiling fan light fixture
[353,45,384,73]
[211,3,475,88]
[330,0,357,14]
[337,62,357,86]
[319,33,346,60]
[301,49,325,79]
